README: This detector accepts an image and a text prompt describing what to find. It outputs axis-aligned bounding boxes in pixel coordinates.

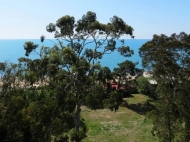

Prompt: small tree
[136,77,157,99]
[113,60,143,96]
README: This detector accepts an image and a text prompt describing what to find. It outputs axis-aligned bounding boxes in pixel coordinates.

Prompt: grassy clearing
[81,94,158,142]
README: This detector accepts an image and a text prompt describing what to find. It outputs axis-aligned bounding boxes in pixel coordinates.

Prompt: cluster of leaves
[139,32,190,142]
[136,77,157,99]
[0,62,76,141]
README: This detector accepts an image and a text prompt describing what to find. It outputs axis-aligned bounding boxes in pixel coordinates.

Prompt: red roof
[110,81,125,90]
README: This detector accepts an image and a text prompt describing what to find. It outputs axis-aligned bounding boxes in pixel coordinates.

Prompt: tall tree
[23,11,134,141]
[139,32,190,141]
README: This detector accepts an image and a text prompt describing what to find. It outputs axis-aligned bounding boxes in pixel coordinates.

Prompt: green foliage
[97,66,112,84]
[0,62,75,141]
[112,60,143,96]
[118,46,134,57]
[103,91,122,112]
[56,15,75,35]
[136,77,156,99]
[147,83,182,142]
[69,123,87,142]
[139,32,190,141]
[24,41,39,56]
[114,60,136,76]
[84,84,105,109]
[0,85,74,141]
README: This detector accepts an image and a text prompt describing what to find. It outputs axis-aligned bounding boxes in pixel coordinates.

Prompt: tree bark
[184,117,190,142]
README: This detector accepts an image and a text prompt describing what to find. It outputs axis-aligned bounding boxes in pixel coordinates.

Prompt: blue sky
[0,0,190,39]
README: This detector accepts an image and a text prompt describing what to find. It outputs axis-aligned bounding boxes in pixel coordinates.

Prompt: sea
[0,39,150,71]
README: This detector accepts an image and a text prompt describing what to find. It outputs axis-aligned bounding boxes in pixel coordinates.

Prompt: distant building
[143,72,157,84]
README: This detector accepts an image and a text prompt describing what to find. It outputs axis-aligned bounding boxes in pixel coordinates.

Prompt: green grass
[81,94,158,142]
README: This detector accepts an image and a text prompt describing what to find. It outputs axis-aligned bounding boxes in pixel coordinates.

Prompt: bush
[136,77,157,99]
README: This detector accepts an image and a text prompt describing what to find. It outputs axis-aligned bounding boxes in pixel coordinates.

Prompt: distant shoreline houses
[109,71,157,91]
[142,72,157,85]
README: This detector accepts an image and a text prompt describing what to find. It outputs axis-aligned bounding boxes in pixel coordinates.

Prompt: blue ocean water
[0,39,149,70]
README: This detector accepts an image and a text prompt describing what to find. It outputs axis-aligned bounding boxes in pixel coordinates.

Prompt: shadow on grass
[125,93,134,98]
[121,100,156,115]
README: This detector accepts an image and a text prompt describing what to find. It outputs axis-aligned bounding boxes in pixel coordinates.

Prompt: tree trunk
[184,117,190,142]
[168,114,172,142]
[73,104,81,134]
[71,104,81,142]
[74,105,80,134]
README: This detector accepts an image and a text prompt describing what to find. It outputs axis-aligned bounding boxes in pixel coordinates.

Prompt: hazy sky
[0,0,190,39]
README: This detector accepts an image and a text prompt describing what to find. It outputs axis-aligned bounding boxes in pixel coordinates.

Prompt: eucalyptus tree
[139,32,190,141]
[24,11,134,140]
[113,60,142,79]
[113,60,143,95]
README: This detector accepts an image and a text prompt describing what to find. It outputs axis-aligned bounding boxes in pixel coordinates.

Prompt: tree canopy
[139,32,190,142]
